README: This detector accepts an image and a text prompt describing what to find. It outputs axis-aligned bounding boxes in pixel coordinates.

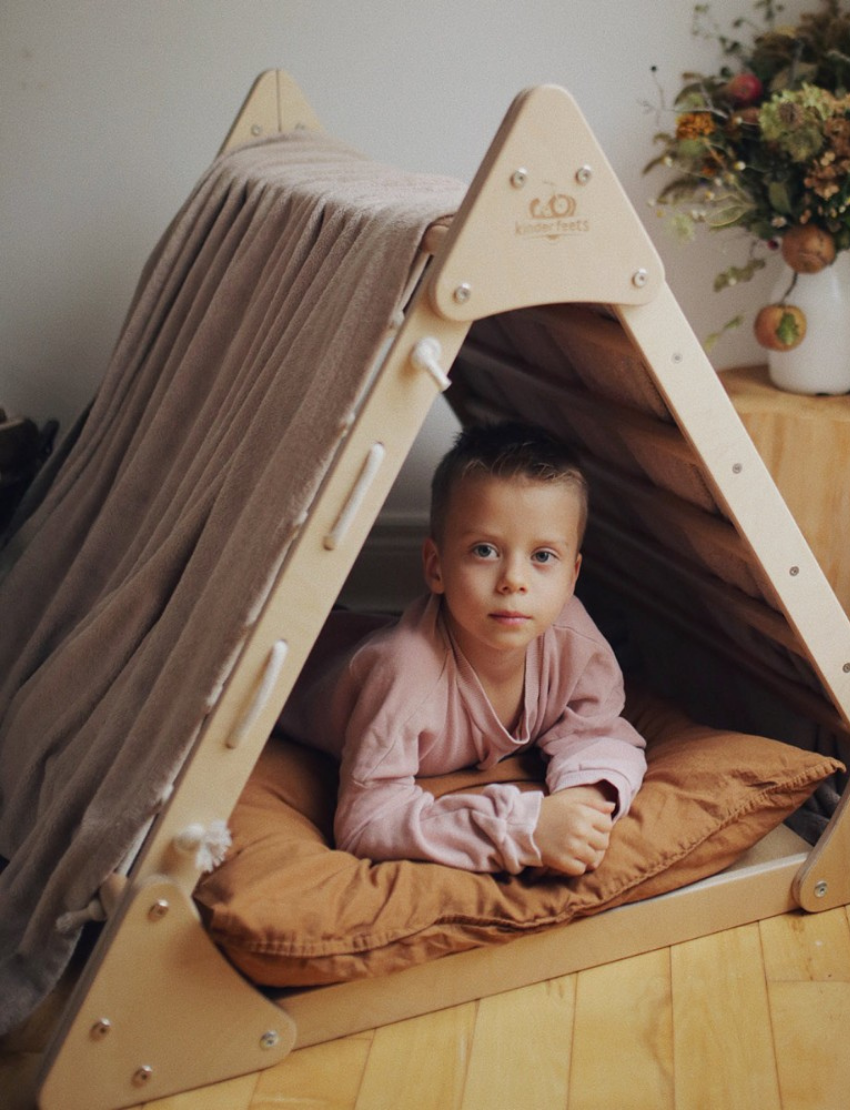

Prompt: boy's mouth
[489,611,531,626]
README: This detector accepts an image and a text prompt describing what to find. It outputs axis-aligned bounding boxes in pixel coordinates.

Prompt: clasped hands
[533,784,615,876]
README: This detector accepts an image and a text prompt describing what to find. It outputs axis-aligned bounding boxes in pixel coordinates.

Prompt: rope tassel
[173,820,233,872]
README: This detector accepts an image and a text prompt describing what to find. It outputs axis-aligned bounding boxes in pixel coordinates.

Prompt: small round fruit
[723,71,763,105]
[754,303,807,351]
[780,225,836,273]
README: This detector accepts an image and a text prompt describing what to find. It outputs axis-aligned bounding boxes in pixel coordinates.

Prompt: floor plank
[250,1032,373,1110]
[761,907,850,1110]
[353,1003,476,1110]
[670,923,782,1110]
[142,1072,259,1110]
[5,909,849,1109]
[760,905,850,982]
[768,981,850,1110]
[460,977,575,1110]
[569,948,674,1110]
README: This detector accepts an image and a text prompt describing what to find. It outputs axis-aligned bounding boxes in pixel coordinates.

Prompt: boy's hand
[533,785,615,876]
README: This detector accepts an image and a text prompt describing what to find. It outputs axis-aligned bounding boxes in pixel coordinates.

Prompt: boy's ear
[422,537,445,594]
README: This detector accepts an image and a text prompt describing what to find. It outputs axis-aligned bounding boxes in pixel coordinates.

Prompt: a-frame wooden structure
[27,72,850,1108]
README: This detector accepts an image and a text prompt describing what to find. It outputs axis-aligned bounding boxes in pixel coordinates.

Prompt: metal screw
[453,283,472,305]
[672,352,683,364]
[90,1018,112,1041]
[790,565,800,577]
[814,880,828,898]
[843,663,850,674]
[510,168,528,188]
[732,463,743,474]
[147,898,170,922]
[631,269,649,288]
[132,1066,153,1088]
[250,124,262,136]
[575,165,593,184]
[260,1030,280,1050]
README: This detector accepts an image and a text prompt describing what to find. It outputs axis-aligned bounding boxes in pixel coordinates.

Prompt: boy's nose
[498,557,527,593]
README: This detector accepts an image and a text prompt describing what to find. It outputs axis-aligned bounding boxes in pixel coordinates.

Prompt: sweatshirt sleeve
[332,634,543,874]
[537,618,647,818]
[335,765,543,874]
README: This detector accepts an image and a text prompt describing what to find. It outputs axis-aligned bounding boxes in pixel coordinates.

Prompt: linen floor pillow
[194,687,842,987]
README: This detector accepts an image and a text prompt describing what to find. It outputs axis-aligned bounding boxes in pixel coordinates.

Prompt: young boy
[282,422,646,876]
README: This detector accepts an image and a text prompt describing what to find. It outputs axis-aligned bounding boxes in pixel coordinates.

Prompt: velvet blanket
[0,130,464,1033]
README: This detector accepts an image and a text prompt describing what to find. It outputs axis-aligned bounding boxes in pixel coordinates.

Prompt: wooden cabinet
[722,364,850,612]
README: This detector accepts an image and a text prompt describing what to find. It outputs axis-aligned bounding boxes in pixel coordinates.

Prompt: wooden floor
[3,905,850,1110]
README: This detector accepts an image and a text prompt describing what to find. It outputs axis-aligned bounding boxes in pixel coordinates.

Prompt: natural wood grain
[569,949,674,1110]
[760,905,850,982]
[142,1073,259,1110]
[353,1003,476,1110]
[251,1033,373,1110]
[460,977,574,1110]
[5,912,850,1110]
[761,908,850,1110]
[670,924,782,1110]
[722,364,850,614]
[768,982,850,1110]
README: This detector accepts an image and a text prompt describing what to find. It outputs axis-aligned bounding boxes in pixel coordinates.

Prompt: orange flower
[676,112,717,141]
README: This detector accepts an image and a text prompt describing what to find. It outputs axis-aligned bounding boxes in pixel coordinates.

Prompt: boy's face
[423,473,583,671]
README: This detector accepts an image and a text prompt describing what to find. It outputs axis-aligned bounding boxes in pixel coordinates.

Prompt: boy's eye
[532,550,557,564]
[471,543,497,559]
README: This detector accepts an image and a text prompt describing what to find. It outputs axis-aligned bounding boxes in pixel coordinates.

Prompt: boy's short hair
[430,421,589,545]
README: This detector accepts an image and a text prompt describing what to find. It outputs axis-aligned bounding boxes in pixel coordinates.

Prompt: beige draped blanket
[0,130,464,1033]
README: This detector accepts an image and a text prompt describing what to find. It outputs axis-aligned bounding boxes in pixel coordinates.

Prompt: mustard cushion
[194,688,842,987]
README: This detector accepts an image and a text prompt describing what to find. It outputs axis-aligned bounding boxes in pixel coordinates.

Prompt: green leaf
[767,181,793,215]
[712,257,767,290]
[705,201,753,228]
[776,309,803,347]
[677,138,713,158]
[643,148,676,174]
[705,314,745,351]
[656,178,702,202]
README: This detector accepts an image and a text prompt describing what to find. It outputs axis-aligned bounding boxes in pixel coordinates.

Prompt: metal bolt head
[132,1065,153,1087]
[814,879,829,898]
[147,898,170,922]
[732,462,743,474]
[631,269,649,288]
[90,1018,112,1041]
[843,662,850,674]
[453,283,472,305]
[790,565,800,577]
[260,1029,280,1050]
[510,168,528,188]
[250,124,262,136]
[575,164,593,184]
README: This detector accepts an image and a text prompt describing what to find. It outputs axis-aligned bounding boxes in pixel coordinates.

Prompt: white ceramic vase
[767,250,850,395]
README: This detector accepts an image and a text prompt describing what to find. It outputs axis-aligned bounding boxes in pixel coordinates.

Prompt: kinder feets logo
[530,194,576,219]
[515,187,590,241]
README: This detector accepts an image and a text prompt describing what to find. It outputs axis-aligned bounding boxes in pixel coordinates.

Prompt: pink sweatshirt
[282,593,646,874]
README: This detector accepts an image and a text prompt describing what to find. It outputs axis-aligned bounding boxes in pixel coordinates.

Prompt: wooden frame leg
[38,877,295,1110]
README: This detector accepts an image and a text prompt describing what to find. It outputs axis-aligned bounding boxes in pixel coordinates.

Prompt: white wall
[0,0,805,518]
